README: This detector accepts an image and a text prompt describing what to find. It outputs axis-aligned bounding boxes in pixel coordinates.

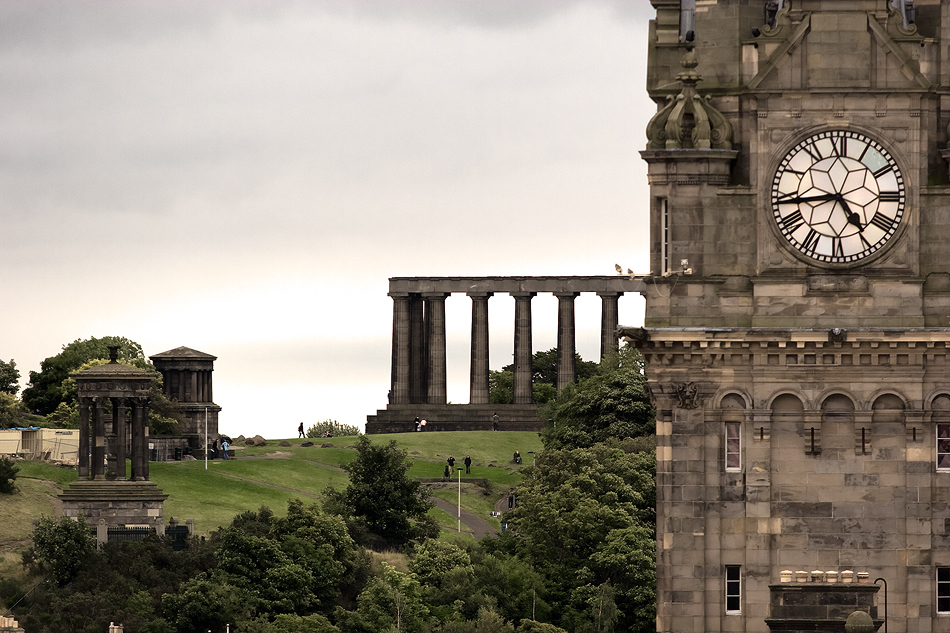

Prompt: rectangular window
[725,565,741,614]
[659,197,670,276]
[725,422,741,471]
[938,567,950,614]
[938,424,950,471]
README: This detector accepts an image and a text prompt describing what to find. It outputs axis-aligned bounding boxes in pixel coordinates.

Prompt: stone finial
[844,611,875,633]
[108,345,120,363]
[645,49,734,150]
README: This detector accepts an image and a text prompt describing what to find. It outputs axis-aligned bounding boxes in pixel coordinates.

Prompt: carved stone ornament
[759,0,791,39]
[645,49,734,151]
[673,381,701,409]
[828,328,848,343]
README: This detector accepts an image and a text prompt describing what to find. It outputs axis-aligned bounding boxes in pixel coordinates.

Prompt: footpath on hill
[223,448,503,539]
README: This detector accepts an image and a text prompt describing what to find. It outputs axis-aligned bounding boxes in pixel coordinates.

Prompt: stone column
[555,292,579,391]
[512,292,535,404]
[78,397,91,479]
[207,369,213,403]
[177,370,185,402]
[190,370,198,403]
[92,397,105,480]
[409,294,427,404]
[131,397,147,481]
[468,292,493,404]
[115,397,127,480]
[598,291,622,360]
[424,293,449,404]
[390,293,412,405]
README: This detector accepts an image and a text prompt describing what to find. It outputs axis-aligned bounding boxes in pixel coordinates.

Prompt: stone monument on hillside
[149,346,221,445]
[59,347,168,542]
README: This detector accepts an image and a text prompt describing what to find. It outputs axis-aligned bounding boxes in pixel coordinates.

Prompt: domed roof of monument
[72,360,157,380]
[149,346,217,361]
[71,347,157,381]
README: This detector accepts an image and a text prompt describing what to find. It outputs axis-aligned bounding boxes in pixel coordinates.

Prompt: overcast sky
[1,0,657,438]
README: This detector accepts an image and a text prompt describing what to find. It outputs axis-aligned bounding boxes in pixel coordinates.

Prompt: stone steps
[366,404,545,434]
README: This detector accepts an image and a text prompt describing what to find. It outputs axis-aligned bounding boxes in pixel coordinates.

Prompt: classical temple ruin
[366,275,646,433]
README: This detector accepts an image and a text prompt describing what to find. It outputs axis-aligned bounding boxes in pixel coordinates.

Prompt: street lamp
[457,467,464,532]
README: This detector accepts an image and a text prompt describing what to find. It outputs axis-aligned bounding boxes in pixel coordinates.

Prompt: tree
[489,349,598,405]
[22,336,145,415]
[0,456,18,494]
[541,346,654,451]
[27,515,96,585]
[0,359,19,395]
[161,575,253,633]
[502,443,656,633]
[351,563,430,633]
[0,392,40,429]
[324,436,438,547]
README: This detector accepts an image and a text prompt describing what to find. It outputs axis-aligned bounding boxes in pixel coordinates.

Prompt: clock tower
[636,1,950,631]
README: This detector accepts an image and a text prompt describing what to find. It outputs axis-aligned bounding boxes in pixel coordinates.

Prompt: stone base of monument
[366,404,544,434]
[59,480,169,545]
[765,583,883,633]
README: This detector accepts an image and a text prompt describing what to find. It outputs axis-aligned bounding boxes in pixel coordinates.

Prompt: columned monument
[367,276,644,433]
[628,1,950,631]
[59,347,168,541]
[149,346,221,446]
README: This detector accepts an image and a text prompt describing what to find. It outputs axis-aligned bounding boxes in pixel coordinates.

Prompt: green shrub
[0,456,18,494]
[306,419,361,438]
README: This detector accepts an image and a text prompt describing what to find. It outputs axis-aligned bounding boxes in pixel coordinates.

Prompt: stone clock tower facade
[637,1,950,631]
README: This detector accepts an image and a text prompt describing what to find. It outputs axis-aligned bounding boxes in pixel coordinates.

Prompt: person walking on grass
[464,455,472,474]
[298,422,305,438]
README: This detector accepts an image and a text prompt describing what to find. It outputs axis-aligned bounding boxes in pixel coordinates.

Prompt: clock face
[771,130,905,264]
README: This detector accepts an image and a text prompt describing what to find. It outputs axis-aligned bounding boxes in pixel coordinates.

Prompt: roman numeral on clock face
[778,210,805,234]
[870,213,899,232]
[801,228,821,253]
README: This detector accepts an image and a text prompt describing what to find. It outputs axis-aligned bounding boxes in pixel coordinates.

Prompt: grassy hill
[0,431,543,559]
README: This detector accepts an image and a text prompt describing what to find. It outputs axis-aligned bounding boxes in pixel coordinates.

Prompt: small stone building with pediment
[149,346,221,443]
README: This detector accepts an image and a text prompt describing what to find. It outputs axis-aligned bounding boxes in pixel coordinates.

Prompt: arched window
[721,394,745,471]
[934,395,950,471]
[771,393,808,452]
[868,394,904,455]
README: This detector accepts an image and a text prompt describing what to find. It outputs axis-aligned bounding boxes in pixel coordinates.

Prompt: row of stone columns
[165,369,213,403]
[390,291,623,405]
[77,396,150,481]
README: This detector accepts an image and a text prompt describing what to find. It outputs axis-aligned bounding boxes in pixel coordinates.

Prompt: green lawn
[11,431,544,536]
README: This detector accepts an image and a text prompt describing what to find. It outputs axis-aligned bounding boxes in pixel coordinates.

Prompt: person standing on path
[464,455,472,474]
[298,422,305,438]
[492,413,499,431]
[221,439,230,460]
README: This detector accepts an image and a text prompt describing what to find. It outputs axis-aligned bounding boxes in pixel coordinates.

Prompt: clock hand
[780,192,838,205]
[835,194,864,231]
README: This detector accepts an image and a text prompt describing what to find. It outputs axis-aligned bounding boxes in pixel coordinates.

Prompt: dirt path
[430,497,496,539]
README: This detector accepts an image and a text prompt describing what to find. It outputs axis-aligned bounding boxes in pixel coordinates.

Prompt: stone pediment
[749,9,930,92]
[150,346,217,361]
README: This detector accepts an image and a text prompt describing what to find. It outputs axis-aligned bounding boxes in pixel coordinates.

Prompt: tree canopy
[22,336,145,415]
[0,359,19,395]
[503,443,657,633]
[324,436,438,548]
[541,346,654,451]
[489,348,598,405]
